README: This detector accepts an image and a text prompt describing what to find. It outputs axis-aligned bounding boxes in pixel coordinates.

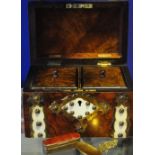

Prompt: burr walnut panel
[82,67,126,89]
[32,67,78,89]
[23,92,132,138]
[29,66,126,90]
[35,7,122,59]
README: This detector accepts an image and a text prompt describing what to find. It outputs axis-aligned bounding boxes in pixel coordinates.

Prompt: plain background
[0,0,155,155]
[21,0,133,86]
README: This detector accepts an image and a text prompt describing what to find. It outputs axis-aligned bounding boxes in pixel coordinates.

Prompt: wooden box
[23,1,133,138]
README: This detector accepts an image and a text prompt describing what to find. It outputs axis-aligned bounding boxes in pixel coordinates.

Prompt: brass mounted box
[23,1,133,139]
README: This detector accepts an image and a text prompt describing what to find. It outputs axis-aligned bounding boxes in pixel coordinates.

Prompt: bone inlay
[62,97,95,119]
[114,105,128,138]
[31,105,46,138]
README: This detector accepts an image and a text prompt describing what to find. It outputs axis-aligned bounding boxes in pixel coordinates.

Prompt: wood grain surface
[23,92,132,138]
[82,67,126,89]
[35,8,122,59]
[32,67,78,89]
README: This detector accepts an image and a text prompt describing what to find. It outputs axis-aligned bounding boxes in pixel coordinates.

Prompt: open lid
[29,1,128,65]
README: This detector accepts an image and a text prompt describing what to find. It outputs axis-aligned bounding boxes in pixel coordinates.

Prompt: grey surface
[21,134,44,155]
[21,134,133,155]
[21,134,77,155]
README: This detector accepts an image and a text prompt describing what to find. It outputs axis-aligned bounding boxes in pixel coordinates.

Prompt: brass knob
[92,106,97,110]
[64,106,68,111]
[86,102,90,106]
[77,115,82,119]
[85,112,90,116]
[70,111,75,115]
[35,109,40,114]
[70,102,74,106]
[118,133,123,138]
[119,108,124,114]
[119,121,124,126]
[38,133,43,138]
[36,122,42,127]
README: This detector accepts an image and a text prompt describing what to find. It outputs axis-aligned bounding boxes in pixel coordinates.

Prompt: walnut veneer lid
[29,2,128,65]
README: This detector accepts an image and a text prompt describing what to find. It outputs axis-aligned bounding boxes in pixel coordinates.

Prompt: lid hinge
[97,61,112,67]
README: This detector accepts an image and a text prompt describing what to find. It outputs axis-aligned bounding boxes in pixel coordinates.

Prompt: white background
[0,0,155,155]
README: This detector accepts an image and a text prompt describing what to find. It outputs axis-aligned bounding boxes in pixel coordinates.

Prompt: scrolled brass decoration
[48,94,111,133]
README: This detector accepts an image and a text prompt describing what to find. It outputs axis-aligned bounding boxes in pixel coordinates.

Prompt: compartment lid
[31,66,78,90]
[82,66,127,90]
[29,1,128,65]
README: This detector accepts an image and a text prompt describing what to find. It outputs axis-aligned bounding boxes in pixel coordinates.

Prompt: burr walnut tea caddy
[23,1,133,139]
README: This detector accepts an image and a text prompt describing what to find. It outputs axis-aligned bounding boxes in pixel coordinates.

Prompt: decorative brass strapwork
[49,94,111,133]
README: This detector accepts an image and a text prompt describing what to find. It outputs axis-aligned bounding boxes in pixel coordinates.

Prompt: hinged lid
[29,1,128,65]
